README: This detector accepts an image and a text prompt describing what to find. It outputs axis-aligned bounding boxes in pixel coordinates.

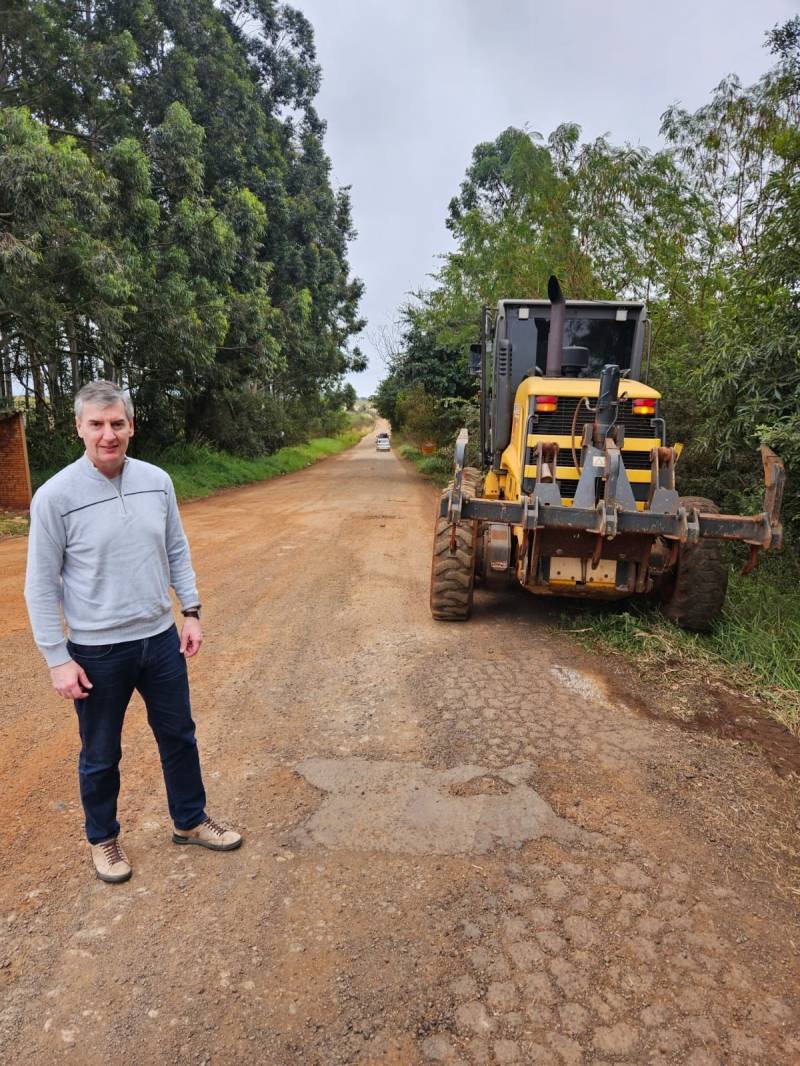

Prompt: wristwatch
[182,605,202,619]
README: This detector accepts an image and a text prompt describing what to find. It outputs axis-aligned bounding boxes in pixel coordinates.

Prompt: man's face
[76,400,134,477]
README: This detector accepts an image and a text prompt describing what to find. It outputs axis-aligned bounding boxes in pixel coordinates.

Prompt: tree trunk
[31,358,46,409]
[102,358,119,384]
[0,329,12,404]
[67,319,80,391]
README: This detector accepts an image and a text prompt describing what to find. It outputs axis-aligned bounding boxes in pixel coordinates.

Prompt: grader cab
[430,278,784,631]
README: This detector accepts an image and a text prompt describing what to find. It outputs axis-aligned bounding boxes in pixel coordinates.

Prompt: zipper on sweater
[114,464,127,515]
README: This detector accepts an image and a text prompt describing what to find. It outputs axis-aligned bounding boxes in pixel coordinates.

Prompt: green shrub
[189,390,291,457]
[23,404,82,471]
[158,433,361,501]
[30,432,361,501]
[394,385,440,443]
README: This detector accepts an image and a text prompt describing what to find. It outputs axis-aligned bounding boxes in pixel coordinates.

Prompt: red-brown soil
[0,430,798,1065]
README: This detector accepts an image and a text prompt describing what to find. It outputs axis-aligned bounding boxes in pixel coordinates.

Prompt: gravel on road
[0,429,798,1065]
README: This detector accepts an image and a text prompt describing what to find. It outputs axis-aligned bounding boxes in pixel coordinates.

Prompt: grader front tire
[660,496,729,633]
[429,469,480,621]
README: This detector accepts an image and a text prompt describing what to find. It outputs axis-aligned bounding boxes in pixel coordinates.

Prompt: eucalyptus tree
[0,105,136,468]
[0,0,364,458]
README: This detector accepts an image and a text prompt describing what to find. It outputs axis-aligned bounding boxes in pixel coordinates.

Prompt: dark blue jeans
[68,625,207,844]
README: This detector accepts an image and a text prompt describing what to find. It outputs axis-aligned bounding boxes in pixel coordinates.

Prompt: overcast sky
[296,0,797,396]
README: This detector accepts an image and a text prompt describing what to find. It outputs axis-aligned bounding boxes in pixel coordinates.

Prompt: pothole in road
[293,758,590,855]
[448,774,513,797]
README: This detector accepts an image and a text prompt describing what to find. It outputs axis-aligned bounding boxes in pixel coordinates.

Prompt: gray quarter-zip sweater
[24,454,199,668]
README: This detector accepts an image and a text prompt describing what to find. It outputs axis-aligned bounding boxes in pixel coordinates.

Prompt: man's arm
[24,490,71,668]
[164,478,203,658]
[164,478,199,610]
[24,490,93,698]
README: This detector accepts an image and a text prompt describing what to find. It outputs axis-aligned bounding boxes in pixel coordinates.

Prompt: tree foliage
[381,19,800,535]
[0,0,363,462]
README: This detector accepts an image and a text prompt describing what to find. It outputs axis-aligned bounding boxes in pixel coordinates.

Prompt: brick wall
[0,411,33,510]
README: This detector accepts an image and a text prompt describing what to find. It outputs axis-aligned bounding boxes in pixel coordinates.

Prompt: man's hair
[74,380,134,421]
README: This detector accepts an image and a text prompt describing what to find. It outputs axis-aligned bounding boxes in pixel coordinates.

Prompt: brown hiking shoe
[172,816,242,851]
[90,837,132,883]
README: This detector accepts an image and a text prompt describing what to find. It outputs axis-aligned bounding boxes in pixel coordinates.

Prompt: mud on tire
[660,496,729,633]
[430,468,481,621]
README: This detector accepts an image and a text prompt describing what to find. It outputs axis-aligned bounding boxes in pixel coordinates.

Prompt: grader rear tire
[430,468,481,621]
[660,496,729,633]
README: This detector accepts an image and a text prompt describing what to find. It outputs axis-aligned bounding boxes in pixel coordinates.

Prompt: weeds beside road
[0,512,28,537]
[157,433,364,500]
[560,553,800,735]
[398,441,456,486]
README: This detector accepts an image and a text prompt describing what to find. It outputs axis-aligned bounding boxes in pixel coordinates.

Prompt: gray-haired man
[24,380,241,882]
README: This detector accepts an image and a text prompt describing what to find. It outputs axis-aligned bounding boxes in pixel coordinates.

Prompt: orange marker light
[632,399,655,416]
[536,395,558,413]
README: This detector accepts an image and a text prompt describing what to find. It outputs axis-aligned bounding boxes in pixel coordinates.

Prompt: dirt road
[1,431,799,1065]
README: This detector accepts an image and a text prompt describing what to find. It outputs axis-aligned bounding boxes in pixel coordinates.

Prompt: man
[24,380,241,883]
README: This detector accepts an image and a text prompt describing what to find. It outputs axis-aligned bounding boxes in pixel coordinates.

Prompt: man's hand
[180,616,203,658]
[50,660,93,700]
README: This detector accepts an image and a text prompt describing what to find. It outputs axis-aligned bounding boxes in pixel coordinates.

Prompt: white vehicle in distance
[376,431,391,452]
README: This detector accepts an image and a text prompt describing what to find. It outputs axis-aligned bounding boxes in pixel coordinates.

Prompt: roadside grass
[157,433,362,501]
[24,431,365,511]
[0,512,29,536]
[560,552,800,735]
[398,443,452,486]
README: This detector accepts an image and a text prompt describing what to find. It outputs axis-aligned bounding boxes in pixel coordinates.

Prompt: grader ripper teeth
[441,433,784,557]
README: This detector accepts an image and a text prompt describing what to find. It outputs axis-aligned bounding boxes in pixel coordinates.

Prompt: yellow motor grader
[430,278,784,631]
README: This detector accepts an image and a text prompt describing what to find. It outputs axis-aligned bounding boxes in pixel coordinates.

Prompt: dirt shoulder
[1,428,798,1065]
